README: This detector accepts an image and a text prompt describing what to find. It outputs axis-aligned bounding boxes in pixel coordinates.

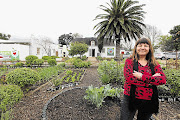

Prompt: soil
[11,67,180,120]
[46,88,121,120]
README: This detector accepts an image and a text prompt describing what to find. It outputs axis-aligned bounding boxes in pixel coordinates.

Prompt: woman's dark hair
[130,38,157,66]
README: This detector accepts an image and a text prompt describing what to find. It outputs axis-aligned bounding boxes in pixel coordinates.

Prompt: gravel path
[80,67,102,87]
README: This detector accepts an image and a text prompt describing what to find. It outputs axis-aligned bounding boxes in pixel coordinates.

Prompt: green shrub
[164,69,180,97]
[97,56,103,61]
[1,109,13,120]
[6,68,40,88]
[51,56,58,59]
[73,58,83,67]
[42,56,51,60]
[101,74,110,84]
[15,62,24,67]
[57,62,65,67]
[97,59,124,84]
[47,59,57,66]
[65,57,78,63]
[0,85,23,112]
[25,55,38,67]
[65,57,91,68]
[33,59,44,66]
[81,55,87,61]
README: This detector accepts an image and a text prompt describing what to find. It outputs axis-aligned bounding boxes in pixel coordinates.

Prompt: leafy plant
[52,78,63,87]
[0,85,23,112]
[96,56,103,61]
[97,59,124,84]
[57,62,65,67]
[37,66,64,82]
[15,62,24,67]
[84,85,105,108]
[81,55,87,61]
[164,69,180,97]
[66,70,73,75]
[84,84,123,108]
[6,68,40,88]
[65,77,70,83]
[1,109,13,120]
[33,59,44,66]
[25,55,38,67]
[51,56,59,59]
[47,59,57,66]
[42,56,51,60]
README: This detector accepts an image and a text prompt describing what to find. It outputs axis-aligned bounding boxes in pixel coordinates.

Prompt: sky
[0,0,180,43]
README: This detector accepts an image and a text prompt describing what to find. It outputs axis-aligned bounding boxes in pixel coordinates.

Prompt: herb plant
[84,84,123,108]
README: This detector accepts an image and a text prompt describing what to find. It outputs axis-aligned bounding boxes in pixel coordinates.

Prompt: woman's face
[136,43,150,56]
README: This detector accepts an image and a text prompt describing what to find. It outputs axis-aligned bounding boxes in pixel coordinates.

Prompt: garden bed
[44,87,180,120]
[44,87,121,120]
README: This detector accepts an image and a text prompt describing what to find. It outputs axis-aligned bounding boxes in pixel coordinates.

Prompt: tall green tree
[68,42,88,58]
[94,0,146,58]
[169,25,180,69]
[169,25,180,52]
[0,33,11,40]
[58,33,74,46]
[158,35,173,52]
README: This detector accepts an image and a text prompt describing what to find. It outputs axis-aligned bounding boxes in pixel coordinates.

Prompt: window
[37,48,40,55]
[91,41,95,46]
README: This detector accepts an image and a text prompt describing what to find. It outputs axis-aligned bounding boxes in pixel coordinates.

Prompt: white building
[62,37,117,58]
[0,38,60,61]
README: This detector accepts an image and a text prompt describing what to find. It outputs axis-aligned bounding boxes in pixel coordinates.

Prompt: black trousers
[120,95,152,120]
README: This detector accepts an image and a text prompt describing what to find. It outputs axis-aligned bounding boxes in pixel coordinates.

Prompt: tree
[0,33,11,40]
[94,0,146,59]
[169,25,180,51]
[98,40,104,53]
[58,33,74,46]
[31,35,54,56]
[141,24,161,48]
[169,25,180,69]
[72,33,83,38]
[158,35,173,52]
[68,42,88,58]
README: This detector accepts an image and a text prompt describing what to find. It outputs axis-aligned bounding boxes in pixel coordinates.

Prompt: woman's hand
[153,73,161,76]
[133,71,143,80]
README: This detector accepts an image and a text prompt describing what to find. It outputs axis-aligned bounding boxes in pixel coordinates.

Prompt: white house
[62,37,117,58]
[0,38,60,61]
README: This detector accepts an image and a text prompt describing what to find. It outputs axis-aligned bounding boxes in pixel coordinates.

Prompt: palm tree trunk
[176,50,178,69]
[116,38,121,59]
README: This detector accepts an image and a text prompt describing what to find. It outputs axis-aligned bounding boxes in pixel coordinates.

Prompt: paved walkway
[87,57,100,66]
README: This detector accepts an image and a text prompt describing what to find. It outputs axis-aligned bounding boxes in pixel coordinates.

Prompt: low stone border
[41,87,87,120]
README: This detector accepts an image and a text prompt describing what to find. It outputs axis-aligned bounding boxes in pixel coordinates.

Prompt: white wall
[30,39,60,59]
[99,46,116,58]
[60,45,116,58]
[0,44,30,61]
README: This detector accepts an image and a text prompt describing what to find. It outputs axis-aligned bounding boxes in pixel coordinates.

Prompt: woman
[120,38,166,120]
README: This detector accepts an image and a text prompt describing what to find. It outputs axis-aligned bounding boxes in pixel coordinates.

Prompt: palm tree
[94,0,146,58]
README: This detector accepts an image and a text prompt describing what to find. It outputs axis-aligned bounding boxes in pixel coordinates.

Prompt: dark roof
[73,37,115,46]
